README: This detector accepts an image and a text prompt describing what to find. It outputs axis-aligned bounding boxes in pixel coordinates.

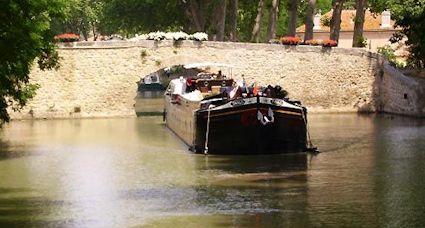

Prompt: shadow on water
[0,188,94,227]
[194,153,308,174]
[0,140,34,161]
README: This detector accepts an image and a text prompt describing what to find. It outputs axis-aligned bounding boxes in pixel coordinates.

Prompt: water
[0,114,424,227]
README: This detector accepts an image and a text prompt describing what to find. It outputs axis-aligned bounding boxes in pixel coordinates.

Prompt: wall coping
[57,40,380,59]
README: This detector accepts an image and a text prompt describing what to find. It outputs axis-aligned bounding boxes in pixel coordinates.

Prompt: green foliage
[99,0,186,36]
[52,0,103,40]
[378,45,406,68]
[0,0,65,124]
[355,36,368,48]
[95,0,334,42]
[389,0,425,68]
[321,14,331,27]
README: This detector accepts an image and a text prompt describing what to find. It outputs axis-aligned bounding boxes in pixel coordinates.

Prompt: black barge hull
[194,97,308,155]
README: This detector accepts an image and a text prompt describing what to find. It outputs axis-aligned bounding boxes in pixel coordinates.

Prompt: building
[296,10,402,52]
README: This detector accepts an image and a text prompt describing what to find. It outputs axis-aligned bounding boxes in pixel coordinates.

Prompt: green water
[0,114,424,227]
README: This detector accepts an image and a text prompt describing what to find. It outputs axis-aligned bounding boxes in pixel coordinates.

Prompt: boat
[135,73,166,116]
[164,63,314,155]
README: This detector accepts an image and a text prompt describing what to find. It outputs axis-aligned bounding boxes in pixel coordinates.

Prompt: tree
[251,0,266,42]
[390,0,425,68]
[0,0,64,124]
[213,0,227,41]
[330,0,345,42]
[99,0,187,35]
[228,0,238,41]
[185,0,209,32]
[267,0,280,41]
[304,0,317,41]
[287,0,299,36]
[352,0,368,47]
[54,0,103,41]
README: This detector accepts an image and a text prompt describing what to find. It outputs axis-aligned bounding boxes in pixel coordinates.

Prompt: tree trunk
[215,0,227,41]
[251,0,265,42]
[92,22,98,41]
[287,0,298,37]
[330,0,345,42]
[187,0,208,32]
[304,0,317,41]
[228,0,238,41]
[352,0,368,47]
[267,0,280,41]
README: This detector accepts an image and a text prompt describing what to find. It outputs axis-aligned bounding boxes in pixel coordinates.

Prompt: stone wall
[378,61,425,116]
[8,40,422,119]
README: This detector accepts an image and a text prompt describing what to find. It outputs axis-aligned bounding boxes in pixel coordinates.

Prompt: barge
[164,63,314,155]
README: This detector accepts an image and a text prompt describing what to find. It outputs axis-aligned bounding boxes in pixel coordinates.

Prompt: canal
[0,114,424,227]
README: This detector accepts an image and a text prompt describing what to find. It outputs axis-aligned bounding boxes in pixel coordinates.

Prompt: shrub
[280,36,302,45]
[355,36,368,48]
[322,39,338,47]
[54,33,80,42]
[378,45,406,68]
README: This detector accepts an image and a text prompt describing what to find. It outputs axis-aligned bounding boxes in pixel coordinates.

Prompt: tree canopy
[0,0,64,124]
[390,0,425,68]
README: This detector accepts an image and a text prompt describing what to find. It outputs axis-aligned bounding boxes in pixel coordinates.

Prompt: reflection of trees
[0,140,30,161]
[0,189,90,227]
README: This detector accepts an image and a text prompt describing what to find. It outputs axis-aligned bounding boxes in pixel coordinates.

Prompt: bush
[322,39,338,47]
[54,33,80,42]
[377,45,406,68]
[280,36,302,45]
[355,36,368,48]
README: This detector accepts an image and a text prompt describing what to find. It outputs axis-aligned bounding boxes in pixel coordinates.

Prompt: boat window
[151,75,159,83]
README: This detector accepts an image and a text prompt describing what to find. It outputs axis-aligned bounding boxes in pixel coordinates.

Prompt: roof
[296,10,399,33]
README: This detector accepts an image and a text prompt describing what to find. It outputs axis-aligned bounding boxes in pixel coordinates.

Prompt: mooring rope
[204,105,213,155]
[301,109,313,149]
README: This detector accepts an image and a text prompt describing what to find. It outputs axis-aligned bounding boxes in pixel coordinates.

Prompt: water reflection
[0,114,424,227]
[372,115,425,227]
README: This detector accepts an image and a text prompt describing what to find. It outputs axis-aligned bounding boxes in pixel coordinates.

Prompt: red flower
[322,39,338,47]
[280,36,301,45]
[54,33,80,42]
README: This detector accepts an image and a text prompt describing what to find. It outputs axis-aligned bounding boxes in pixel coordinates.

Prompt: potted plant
[54,33,80,42]
[322,39,338,47]
[189,32,209,42]
[305,39,323,46]
[280,36,302,45]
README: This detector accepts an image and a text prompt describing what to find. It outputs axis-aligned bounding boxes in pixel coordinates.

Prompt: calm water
[0,114,425,227]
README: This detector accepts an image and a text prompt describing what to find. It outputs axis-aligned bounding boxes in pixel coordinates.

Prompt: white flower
[189,32,208,41]
[147,31,166,41]
[127,33,148,41]
[142,31,208,42]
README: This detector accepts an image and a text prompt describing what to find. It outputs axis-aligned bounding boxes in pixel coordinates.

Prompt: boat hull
[193,99,308,155]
